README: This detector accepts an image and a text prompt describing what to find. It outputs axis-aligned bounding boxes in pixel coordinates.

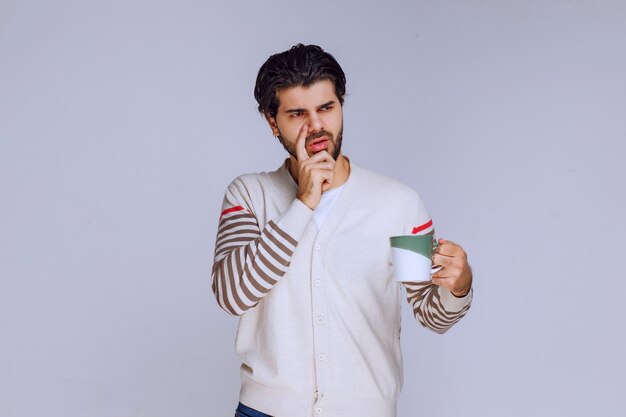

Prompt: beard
[276,122,344,161]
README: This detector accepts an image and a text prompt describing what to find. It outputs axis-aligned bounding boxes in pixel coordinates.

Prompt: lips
[308,138,329,153]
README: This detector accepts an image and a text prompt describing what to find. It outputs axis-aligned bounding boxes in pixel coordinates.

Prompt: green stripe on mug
[389,235,436,257]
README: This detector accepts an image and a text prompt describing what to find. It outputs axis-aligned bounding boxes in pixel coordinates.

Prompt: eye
[320,105,332,112]
[290,111,304,118]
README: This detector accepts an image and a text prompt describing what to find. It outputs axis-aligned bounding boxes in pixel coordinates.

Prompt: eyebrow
[284,100,336,114]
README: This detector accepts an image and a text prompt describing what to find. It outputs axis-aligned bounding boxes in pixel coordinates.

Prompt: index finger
[295,124,309,162]
[436,238,460,250]
[435,239,464,257]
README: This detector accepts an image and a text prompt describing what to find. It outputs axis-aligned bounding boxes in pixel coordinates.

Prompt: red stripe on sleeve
[411,219,433,234]
[220,205,245,219]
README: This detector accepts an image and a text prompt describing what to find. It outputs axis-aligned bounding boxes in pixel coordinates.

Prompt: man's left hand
[431,238,473,297]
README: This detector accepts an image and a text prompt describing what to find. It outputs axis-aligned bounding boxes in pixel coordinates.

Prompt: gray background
[1,0,625,416]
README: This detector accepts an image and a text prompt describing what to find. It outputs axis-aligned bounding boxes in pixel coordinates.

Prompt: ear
[264,113,280,136]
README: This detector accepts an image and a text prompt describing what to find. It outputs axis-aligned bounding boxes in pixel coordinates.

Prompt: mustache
[306,130,333,143]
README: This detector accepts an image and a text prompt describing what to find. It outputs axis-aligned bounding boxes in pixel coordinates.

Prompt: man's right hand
[294,124,336,210]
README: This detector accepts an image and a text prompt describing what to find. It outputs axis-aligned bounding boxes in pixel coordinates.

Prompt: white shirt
[313,184,346,229]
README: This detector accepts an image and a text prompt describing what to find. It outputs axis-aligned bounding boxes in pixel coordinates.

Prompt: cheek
[277,119,301,139]
[326,113,343,133]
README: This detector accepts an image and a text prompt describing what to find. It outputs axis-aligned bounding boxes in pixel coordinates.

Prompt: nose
[307,112,324,133]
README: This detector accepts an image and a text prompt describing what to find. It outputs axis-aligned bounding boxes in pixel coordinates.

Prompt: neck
[288,153,351,190]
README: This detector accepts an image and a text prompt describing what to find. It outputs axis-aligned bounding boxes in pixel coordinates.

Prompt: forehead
[276,79,338,110]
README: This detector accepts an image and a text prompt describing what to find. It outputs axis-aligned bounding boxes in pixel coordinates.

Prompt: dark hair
[254,44,347,118]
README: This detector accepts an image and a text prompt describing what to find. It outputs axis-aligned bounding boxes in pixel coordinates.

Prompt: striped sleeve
[403,281,472,334]
[400,191,472,333]
[211,181,313,316]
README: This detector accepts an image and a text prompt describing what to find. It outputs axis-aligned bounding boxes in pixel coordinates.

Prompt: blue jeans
[234,402,273,417]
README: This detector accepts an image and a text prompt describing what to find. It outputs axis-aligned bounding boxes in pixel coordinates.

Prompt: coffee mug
[389,235,442,282]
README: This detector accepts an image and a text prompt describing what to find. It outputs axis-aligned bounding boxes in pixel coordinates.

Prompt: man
[211,44,473,417]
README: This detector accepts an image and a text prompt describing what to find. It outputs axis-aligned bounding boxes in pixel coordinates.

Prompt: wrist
[451,287,471,298]
[297,196,316,211]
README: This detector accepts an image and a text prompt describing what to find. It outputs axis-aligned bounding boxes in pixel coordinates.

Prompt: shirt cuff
[438,286,473,312]
[274,198,314,242]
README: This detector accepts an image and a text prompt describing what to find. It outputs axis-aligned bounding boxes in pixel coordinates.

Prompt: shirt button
[315,407,322,415]
[316,316,323,324]
[318,353,325,361]
[314,280,321,287]
[314,244,321,251]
